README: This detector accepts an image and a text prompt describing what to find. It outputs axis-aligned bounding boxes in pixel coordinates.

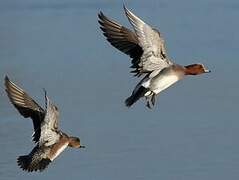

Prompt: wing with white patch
[39,95,60,146]
[124,5,172,73]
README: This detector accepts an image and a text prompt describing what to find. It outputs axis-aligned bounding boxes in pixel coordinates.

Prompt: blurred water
[0,0,239,179]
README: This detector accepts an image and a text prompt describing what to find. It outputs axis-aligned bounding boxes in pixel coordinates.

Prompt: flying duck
[98,5,210,108]
[5,76,85,172]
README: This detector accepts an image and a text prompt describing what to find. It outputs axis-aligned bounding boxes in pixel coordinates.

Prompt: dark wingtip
[98,11,106,29]
[98,20,104,27]
[98,11,106,21]
[98,11,102,18]
[98,11,103,16]
[43,88,48,109]
[4,76,11,89]
[4,75,11,93]
[123,3,130,15]
[17,155,30,172]
[5,75,9,81]
[123,2,127,10]
[43,88,47,97]
[4,76,8,86]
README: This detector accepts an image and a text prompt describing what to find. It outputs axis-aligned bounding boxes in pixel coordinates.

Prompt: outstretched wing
[39,95,60,147]
[5,76,45,143]
[124,5,172,73]
[98,11,143,76]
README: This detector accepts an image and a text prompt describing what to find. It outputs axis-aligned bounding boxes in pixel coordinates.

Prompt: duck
[4,76,85,172]
[98,5,210,108]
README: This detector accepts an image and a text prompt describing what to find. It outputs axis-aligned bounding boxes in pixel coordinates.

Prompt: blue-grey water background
[0,0,238,179]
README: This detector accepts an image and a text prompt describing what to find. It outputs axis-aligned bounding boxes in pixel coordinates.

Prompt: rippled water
[0,0,239,179]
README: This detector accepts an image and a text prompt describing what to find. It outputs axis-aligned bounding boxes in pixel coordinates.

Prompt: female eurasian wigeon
[98,5,210,108]
[5,76,85,172]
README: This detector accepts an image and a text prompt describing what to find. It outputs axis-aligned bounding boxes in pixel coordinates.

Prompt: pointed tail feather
[38,159,51,172]
[125,86,149,107]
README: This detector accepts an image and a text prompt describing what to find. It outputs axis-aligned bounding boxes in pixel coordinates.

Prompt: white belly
[145,74,179,94]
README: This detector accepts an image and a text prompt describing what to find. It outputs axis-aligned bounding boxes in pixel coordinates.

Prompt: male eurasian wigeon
[5,76,85,172]
[98,5,210,108]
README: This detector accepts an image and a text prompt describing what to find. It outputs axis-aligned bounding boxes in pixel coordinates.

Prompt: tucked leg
[151,94,156,106]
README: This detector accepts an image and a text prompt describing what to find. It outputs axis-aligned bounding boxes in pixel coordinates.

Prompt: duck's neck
[68,137,77,147]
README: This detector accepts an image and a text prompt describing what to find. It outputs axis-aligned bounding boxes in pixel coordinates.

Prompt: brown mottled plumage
[5,76,85,172]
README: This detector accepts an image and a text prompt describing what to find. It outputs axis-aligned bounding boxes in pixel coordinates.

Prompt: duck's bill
[205,69,211,73]
[79,145,86,148]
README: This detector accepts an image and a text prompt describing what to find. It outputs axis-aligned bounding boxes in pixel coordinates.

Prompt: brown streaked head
[68,137,85,148]
[184,64,211,75]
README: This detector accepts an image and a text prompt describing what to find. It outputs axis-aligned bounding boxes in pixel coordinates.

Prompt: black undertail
[125,86,149,107]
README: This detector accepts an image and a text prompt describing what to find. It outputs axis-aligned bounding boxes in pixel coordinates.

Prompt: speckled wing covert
[39,95,60,147]
[5,76,45,143]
